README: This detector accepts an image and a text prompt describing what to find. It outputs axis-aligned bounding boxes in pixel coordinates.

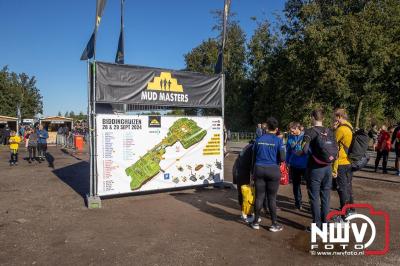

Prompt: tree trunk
[355,99,363,129]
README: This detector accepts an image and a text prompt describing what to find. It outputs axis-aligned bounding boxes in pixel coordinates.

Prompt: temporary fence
[229,132,256,142]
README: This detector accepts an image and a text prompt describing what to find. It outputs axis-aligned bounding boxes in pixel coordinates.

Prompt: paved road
[0,143,399,265]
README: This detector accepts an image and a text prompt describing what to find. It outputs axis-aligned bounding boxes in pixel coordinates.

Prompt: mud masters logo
[141,72,189,103]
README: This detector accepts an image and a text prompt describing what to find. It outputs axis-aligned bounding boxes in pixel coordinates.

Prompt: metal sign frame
[86,61,225,208]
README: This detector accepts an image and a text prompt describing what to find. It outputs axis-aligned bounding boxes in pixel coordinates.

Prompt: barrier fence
[229,132,256,142]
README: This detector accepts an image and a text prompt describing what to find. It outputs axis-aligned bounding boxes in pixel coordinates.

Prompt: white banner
[96,114,224,196]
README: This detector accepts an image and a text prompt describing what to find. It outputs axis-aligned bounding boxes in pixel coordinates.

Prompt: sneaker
[14,162,18,166]
[240,213,248,222]
[246,216,255,223]
[250,223,260,230]
[332,216,348,228]
[345,209,357,218]
[269,224,283,232]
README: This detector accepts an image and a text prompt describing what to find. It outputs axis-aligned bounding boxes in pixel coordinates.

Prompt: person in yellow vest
[9,130,21,166]
[332,108,354,220]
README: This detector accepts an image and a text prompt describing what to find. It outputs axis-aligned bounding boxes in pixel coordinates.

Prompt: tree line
[184,0,400,131]
[0,66,43,118]
[57,111,87,121]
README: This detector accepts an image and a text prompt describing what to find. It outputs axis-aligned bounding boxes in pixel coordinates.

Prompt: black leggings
[28,146,36,160]
[10,150,18,163]
[254,165,281,224]
[37,143,47,158]
[375,150,388,171]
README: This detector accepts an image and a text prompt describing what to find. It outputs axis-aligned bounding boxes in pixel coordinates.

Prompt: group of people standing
[371,123,400,175]
[56,123,88,148]
[236,108,400,233]
[7,124,49,166]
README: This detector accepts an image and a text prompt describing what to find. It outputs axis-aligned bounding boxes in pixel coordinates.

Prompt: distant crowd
[234,108,400,233]
[6,123,49,165]
[1,121,89,166]
[55,121,88,148]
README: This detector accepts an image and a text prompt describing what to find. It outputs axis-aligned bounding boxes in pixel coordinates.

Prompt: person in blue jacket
[37,124,49,162]
[250,117,286,232]
[286,122,308,210]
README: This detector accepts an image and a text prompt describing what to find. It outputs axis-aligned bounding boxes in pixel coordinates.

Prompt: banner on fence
[95,62,223,108]
[96,114,224,196]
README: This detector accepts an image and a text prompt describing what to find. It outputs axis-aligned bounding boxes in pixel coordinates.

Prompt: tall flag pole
[80,0,108,60]
[215,0,231,74]
[115,0,125,64]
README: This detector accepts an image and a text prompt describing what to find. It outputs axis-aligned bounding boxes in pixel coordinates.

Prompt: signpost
[96,114,224,196]
[86,61,224,208]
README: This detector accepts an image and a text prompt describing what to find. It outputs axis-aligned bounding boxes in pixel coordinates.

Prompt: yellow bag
[241,184,254,216]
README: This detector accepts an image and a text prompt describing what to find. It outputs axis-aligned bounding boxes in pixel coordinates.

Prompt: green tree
[185,39,219,75]
[275,0,400,128]
[185,12,250,130]
[0,66,43,118]
[184,0,400,130]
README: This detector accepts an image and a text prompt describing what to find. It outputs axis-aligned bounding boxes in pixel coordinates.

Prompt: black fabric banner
[95,62,223,108]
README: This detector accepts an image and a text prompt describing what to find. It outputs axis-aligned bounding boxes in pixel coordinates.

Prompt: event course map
[125,118,207,190]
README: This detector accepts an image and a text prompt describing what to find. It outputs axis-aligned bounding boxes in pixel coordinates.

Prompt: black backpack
[312,127,338,164]
[232,143,253,184]
[339,124,370,172]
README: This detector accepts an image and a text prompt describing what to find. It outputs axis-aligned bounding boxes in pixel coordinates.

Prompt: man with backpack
[286,122,308,210]
[332,109,354,218]
[299,109,337,231]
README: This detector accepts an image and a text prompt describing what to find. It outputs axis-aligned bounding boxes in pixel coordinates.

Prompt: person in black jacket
[233,141,254,220]
[391,122,400,175]
[3,126,10,145]
[0,127,4,145]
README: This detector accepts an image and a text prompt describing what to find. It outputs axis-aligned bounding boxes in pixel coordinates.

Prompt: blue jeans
[290,166,305,208]
[306,165,332,228]
[337,164,353,211]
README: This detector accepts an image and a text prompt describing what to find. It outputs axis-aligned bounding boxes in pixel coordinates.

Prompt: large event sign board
[96,114,224,196]
[95,61,223,108]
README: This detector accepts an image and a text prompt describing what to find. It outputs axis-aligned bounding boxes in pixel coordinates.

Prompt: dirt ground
[0,142,399,265]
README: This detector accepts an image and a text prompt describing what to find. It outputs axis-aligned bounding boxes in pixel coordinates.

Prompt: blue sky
[0,0,285,116]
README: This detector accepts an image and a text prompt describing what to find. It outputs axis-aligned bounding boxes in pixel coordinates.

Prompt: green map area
[125,118,207,190]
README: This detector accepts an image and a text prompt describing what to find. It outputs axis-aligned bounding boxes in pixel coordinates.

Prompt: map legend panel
[203,134,221,156]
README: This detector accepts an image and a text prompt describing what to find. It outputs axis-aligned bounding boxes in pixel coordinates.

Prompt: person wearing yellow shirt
[333,108,354,219]
[9,130,21,166]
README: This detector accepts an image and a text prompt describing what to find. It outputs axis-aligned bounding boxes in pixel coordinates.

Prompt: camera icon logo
[310,203,390,256]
